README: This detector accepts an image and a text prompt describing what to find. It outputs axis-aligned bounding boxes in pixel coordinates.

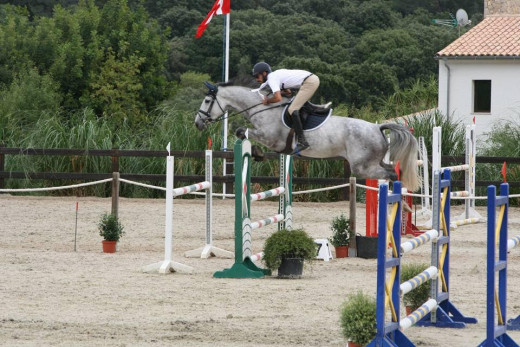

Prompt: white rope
[356,183,379,191]
[292,183,350,195]
[0,178,113,193]
[119,178,166,191]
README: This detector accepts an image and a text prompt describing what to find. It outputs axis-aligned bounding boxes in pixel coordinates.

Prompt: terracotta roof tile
[437,16,520,57]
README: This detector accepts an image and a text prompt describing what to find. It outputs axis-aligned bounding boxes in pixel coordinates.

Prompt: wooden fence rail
[0,147,519,199]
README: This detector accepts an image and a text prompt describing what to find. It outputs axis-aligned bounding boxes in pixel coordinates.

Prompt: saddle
[282,101,332,130]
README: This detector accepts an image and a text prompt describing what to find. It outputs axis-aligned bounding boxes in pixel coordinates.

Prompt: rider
[252,62,320,154]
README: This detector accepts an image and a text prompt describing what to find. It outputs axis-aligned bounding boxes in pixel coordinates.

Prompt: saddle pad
[281,105,332,131]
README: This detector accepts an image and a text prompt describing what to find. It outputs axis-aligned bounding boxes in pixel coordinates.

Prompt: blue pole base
[366,329,415,347]
[415,300,477,328]
[507,315,520,330]
[478,333,520,347]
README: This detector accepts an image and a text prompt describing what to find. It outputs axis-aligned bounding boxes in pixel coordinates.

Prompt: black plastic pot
[277,258,304,278]
[356,235,378,259]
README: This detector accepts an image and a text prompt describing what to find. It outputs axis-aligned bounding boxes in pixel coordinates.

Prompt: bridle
[197,85,226,125]
[197,81,289,127]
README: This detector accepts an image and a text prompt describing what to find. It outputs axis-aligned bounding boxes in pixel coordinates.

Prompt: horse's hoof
[252,145,265,162]
[236,127,246,139]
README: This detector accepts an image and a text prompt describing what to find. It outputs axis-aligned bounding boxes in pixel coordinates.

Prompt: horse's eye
[204,99,210,104]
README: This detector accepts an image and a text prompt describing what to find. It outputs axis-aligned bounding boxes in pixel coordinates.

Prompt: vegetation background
[0,0,517,200]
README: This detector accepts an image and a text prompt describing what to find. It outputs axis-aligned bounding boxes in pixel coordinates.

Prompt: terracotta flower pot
[405,306,413,315]
[335,245,349,258]
[102,240,117,253]
[347,341,362,347]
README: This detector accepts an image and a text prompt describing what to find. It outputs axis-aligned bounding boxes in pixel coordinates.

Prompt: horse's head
[195,81,225,131]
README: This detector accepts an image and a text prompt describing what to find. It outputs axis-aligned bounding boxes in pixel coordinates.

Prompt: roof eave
[435,55,520,60]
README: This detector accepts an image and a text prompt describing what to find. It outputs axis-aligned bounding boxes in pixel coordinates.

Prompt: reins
[205,101,289,125]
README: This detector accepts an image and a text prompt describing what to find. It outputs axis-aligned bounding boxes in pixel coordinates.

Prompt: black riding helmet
[252,62,272,76]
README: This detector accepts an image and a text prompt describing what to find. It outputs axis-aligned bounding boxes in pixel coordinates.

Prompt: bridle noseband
[197,84,226,126]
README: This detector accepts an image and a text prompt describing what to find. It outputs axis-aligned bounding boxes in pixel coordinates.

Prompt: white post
[185,150,233,258]
[222,13,230,199]
[142,143,193,274]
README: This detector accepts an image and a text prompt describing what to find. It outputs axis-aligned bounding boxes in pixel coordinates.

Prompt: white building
[436,3,520,137]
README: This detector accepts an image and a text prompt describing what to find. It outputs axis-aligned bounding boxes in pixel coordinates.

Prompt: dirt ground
[1,194,520,347]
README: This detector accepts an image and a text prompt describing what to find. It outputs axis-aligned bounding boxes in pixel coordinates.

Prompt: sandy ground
[1,194,520,347]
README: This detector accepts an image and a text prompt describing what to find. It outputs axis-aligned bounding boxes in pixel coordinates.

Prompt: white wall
[438,59,520,138]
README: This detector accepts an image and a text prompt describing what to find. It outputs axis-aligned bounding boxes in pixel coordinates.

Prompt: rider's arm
[263,91,282,105]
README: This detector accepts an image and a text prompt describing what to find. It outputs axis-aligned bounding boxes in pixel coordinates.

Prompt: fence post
[111,149,120,218]
[349,176,357,257]
[0,143,4,190]
[111,172,120,218]
[343,160,351,200]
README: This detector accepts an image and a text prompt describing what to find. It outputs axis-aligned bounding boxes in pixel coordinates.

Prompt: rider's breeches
[288,74,320,115]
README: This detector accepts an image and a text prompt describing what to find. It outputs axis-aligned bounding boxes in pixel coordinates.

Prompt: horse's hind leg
[380,161,398,181]
[350,159,397,182]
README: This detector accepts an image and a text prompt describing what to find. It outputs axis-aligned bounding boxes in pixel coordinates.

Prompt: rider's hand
[262,96,268,105]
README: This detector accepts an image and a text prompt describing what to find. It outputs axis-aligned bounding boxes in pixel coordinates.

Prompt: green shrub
[401,262,431,310]
[98,213,124,242]
[262,228,317,270]
[340,291,376,345]
[328,214,353,247]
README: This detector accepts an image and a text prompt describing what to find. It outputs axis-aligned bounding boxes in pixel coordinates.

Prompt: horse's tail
[380,123,421,192]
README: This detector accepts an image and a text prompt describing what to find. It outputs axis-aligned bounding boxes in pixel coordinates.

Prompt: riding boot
[290,110,309,154]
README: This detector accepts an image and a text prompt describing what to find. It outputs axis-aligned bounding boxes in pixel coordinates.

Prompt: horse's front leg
[235,127,265,161]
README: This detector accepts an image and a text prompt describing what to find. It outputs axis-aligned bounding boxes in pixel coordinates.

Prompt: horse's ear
[204,81,217,93]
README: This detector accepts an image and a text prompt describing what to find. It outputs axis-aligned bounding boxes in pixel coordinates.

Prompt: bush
[98,213,124,242]
[401,262,431,310]
[328,213,352,247]
[340,291,376,345]
[262,228,317,270]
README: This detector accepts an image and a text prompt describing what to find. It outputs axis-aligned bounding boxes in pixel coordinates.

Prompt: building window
[473,80,491,113]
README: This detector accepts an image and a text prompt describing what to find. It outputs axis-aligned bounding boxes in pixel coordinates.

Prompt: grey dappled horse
[195,82,420,192]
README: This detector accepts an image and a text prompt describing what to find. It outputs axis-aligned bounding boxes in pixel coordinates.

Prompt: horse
[195,81,420,192]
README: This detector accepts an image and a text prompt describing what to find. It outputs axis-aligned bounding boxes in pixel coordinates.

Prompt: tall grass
[476,120,520,206]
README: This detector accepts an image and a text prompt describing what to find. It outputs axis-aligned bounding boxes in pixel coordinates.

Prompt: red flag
[195,0,230,38]
[473,116,476,124]
[501,161,507,182]
[208,137,212,149]
[395,161,401,182]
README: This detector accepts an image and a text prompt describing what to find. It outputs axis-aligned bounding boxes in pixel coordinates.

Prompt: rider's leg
[290,110,309,154]
[288,75,319,154]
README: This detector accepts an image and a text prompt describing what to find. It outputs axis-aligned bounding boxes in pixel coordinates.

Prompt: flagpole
[222,13,230,199]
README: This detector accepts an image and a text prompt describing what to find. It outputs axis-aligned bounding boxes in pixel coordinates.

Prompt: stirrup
[290,142,309,155]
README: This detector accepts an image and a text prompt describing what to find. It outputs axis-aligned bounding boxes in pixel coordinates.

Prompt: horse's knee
[236,127,247,139]
[252,145,265,162]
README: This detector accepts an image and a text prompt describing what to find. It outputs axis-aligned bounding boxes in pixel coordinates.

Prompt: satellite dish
[456,9,471,27]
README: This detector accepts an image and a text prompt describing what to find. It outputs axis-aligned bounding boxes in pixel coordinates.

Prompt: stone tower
[484,0,520,16]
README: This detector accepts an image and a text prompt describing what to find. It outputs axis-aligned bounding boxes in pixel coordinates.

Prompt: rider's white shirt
[258,69,312,93]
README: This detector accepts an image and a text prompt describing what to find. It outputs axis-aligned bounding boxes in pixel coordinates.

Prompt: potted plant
[340,291,377,347]
[263,228,317,278]
[401,262,431,314]
[328,214,353,258]
[98,213,124,253]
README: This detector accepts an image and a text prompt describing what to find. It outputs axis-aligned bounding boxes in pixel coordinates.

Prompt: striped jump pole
[479,183,519,346]
[185,150,234,259]
[368,171,477,347]
[416,169,477,328]
[432,125,481,226]
[143,144,195,274]
[214,138,292,279]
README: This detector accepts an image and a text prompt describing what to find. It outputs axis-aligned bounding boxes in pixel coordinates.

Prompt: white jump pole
[143,143,193,274]
[185,150,233,259]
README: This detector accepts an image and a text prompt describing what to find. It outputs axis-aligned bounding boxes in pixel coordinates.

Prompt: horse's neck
[220,86,287,121]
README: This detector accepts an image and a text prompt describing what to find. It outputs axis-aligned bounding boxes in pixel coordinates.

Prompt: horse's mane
[218,75,259,89]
